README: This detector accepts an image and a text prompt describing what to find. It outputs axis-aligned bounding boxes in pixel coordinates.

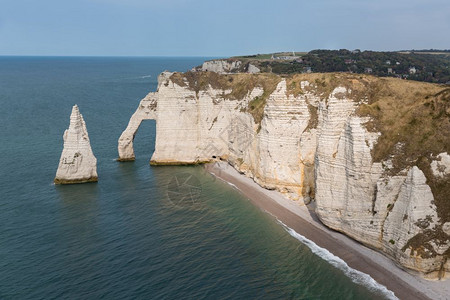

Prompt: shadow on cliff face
[304,202,323,224]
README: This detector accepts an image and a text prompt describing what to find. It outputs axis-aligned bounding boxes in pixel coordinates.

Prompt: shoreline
[205,162,448,300]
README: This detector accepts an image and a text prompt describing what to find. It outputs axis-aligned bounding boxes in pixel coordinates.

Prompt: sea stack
[54,105,98,184]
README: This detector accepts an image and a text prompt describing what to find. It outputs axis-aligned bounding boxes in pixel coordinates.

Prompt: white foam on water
[141,75,152,78]
[226,182,238,189]
[279,221,398,300]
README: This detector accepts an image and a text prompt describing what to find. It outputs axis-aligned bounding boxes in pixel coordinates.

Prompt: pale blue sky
[0,0,449,56]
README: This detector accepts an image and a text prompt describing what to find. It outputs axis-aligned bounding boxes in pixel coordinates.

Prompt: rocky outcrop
[314,109,445,277]
[247,64,260,73]
[55,105,97,184]
[200,60,242,74]
[196,59,260,74]
[118,71,449,279]
[382,167,441,277]
[431,152,450,178]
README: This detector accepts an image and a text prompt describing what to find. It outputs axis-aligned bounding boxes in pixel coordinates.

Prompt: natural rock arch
[117,92,157,161]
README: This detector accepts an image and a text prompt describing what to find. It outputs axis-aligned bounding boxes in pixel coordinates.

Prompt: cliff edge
[118,71,450,279]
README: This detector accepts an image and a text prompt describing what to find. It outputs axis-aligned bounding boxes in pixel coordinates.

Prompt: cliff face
[118,71,450,279]
[196,59,260,74]
[55,105,98,184]
[200,60,243,73]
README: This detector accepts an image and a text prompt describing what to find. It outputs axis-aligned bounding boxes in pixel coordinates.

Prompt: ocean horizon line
[0,55,223,59]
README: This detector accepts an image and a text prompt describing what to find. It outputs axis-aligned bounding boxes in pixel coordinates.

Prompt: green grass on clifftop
[285,73,449,224]
[170,71,449,218]
[170,70,450,261]
[170,71,281,129]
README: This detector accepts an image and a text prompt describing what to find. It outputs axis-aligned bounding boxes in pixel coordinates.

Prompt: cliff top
[212,49,450,84]
[169,71,449,222]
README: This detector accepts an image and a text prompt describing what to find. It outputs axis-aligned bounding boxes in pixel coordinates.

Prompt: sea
[0,56,395,299]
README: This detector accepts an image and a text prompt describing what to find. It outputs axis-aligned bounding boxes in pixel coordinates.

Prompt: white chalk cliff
[55,105,98,184]
[119,71,450,279]
[118,93,157,161]
[195,59,260,74]
[200,59,242,73]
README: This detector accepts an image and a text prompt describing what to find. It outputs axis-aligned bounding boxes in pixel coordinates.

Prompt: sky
[0,0,449,56]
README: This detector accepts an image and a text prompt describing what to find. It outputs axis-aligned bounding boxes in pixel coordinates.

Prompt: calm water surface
[0,57,388,299]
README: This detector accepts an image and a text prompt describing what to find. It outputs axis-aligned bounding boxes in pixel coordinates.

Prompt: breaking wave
[279,221,398,300]
[226,182,238,189]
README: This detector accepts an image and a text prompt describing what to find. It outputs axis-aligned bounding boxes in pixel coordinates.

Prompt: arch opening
[133,119,156,162]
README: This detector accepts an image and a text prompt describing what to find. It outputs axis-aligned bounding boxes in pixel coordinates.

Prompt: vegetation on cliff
[285,73,449,227]
[167,70,449,264]
[235,49,450,84]
[171,71,449,236]
[286,73,449,261]
[170,71,280,129]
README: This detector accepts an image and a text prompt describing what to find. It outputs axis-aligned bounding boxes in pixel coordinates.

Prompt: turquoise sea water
[0,57,390,299]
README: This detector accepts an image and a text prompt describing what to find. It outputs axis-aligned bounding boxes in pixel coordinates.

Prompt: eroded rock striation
[55,105,98,184]
[119,71,450,279]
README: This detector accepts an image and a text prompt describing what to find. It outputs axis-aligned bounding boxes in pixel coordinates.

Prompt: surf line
[278,220,398,300]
